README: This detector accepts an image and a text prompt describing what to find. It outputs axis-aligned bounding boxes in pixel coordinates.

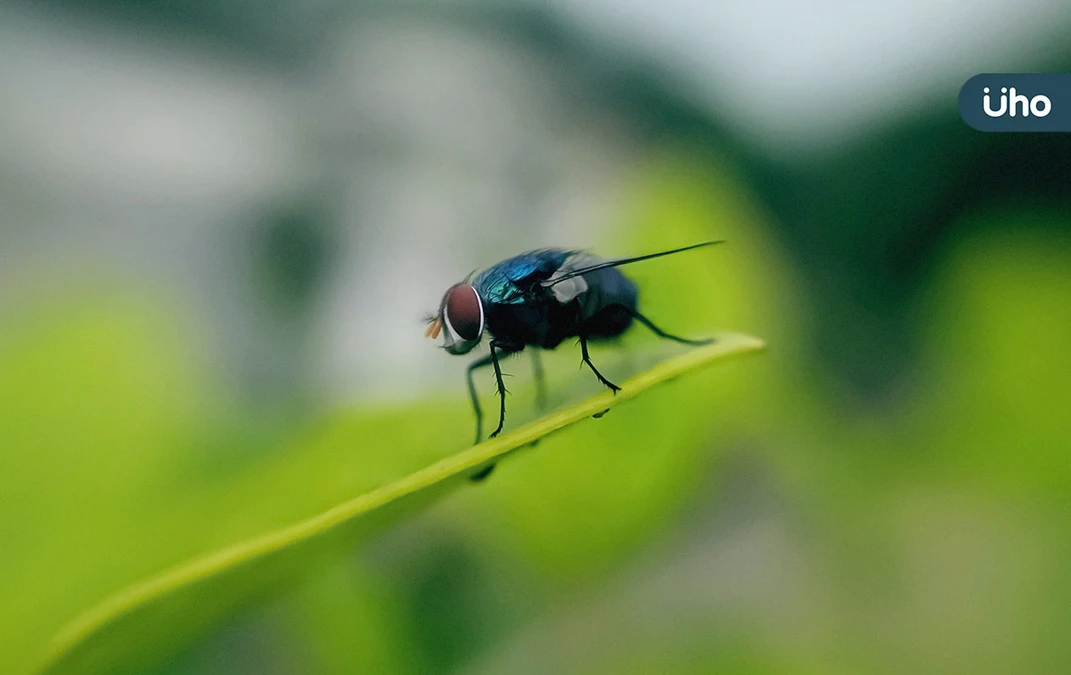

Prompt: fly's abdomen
[576,267,637,338]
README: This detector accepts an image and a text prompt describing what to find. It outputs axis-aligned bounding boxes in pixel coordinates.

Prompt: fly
[425,241,722,479]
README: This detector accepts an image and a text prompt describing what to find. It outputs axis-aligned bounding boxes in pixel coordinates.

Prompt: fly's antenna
[542,240,724,287]
[422,311,443,339]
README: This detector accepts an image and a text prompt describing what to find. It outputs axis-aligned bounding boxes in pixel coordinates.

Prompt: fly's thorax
[480,299,545,345]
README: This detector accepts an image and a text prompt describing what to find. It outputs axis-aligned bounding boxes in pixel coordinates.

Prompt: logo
[960,74,1071,132]
[982,87,1050,118]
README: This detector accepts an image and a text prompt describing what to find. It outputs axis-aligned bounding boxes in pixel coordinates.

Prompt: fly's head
[425,283,484,355]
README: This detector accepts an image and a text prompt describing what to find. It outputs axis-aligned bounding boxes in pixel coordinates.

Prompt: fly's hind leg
[621,306,715,346]
[579,333,621,394]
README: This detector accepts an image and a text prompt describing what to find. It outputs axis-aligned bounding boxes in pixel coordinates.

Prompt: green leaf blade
[33,332,765,675]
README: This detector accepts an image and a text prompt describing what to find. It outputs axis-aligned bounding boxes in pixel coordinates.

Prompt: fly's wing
[546,252,600,304]
[474,249,575,305]
[541,241,724,288]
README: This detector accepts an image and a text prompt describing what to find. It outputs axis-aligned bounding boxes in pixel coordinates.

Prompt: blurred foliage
[4,0,1071,664]
[6,141,1071,674]
[252,198,336,318]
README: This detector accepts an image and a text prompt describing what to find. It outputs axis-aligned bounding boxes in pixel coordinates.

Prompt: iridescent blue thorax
[472,248,575,305]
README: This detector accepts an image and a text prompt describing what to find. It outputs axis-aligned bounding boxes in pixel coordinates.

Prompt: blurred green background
[3,2,1071,674]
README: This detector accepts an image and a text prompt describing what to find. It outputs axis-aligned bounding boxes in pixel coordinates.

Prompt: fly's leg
[467,341,519,443]
[466,341,519,482]
[488,340,512,438]
[579,333,621,394]
[621,306,715,346]
[530,348,548,412]
[466,352,494,445]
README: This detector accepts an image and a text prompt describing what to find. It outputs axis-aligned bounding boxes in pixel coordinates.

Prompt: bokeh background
[4,1,1071,674]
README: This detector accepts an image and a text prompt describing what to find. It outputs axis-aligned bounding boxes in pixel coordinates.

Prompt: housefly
[425,241,721,479]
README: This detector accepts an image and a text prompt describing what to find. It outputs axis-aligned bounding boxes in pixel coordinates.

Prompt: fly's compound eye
[443,284,484,341]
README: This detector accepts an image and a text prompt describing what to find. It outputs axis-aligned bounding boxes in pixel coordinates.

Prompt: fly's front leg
[466,352,495,444]
[579,333,621,394]
[487,339,516,438]
[467,341,520,443]
[467,341,519,482]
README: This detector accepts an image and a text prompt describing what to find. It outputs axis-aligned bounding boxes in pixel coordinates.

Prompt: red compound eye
[443,284,483,341]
